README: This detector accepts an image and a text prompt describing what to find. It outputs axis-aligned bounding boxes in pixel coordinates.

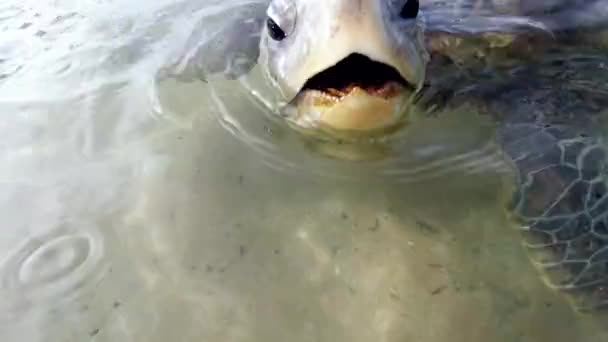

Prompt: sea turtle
[163,0,608,311]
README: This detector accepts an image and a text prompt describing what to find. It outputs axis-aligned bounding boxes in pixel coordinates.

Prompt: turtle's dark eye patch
[267,18,286,41]
[400,0,419,19]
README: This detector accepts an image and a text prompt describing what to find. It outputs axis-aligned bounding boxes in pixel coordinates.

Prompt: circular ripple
[19,235,91,288]
[1,224,106,303]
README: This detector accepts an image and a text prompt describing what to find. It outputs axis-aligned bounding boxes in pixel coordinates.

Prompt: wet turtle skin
[494,57,608,312]
[421,46,608,311]
[424,0,598,19]
[422,0,608,59]
[416,2,608,311]
[424,1,608,312]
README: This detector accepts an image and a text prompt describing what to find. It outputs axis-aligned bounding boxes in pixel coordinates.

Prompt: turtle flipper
[501,123,608,311]
[159,1,268,82]
[467,53,608,312]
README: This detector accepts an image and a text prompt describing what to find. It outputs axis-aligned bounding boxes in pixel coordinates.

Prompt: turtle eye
[267,17,286,41]
[400,0,419,19]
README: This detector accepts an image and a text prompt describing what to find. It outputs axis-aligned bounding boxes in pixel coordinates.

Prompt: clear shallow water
[1,0,608,341]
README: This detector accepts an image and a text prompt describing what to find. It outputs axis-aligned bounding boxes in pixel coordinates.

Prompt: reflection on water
[1,0,608,341]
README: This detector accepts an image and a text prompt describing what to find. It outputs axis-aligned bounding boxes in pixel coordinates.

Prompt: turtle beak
[285,0,428,132]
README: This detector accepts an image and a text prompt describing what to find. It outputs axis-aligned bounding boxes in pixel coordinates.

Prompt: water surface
[1,0,608,341]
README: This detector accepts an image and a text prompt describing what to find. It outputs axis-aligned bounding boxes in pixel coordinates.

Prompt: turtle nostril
[400,0,419,19]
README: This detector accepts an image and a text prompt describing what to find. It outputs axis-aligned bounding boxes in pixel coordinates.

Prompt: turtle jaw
[289,53,416,133]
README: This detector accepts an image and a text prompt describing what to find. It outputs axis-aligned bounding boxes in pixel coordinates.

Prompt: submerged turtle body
[423,50,608,311]
[163,0,608,312]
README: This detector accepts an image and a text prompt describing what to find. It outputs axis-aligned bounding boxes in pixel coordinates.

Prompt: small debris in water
[90,328,100,337]
[431,285,447,295]
[239,245,247,257]
[415,220,440,235]
[427,263,444,269]
[273,249,280,255]
[389,288,401,301]
[113,301,121,309]
[264,125,273,136]
[341,212,349,220]
[331,246,341,255]
[206,265,214,272]
[51,12,78,24]
[238,175,244,184]
[369,218,380,232]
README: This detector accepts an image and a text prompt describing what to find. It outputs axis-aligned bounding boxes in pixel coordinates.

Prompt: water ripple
[383,141,511,183]
[0,222,107,317]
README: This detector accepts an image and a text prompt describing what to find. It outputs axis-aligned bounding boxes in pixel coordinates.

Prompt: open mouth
[298,53,411,101]
[291,53,414,132]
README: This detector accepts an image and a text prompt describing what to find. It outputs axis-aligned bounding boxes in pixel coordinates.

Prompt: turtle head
[259,0,428,133]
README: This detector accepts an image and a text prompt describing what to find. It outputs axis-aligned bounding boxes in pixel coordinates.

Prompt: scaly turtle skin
[421,1,608,311]
[422,50,608,311]
[162,0,608,312]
